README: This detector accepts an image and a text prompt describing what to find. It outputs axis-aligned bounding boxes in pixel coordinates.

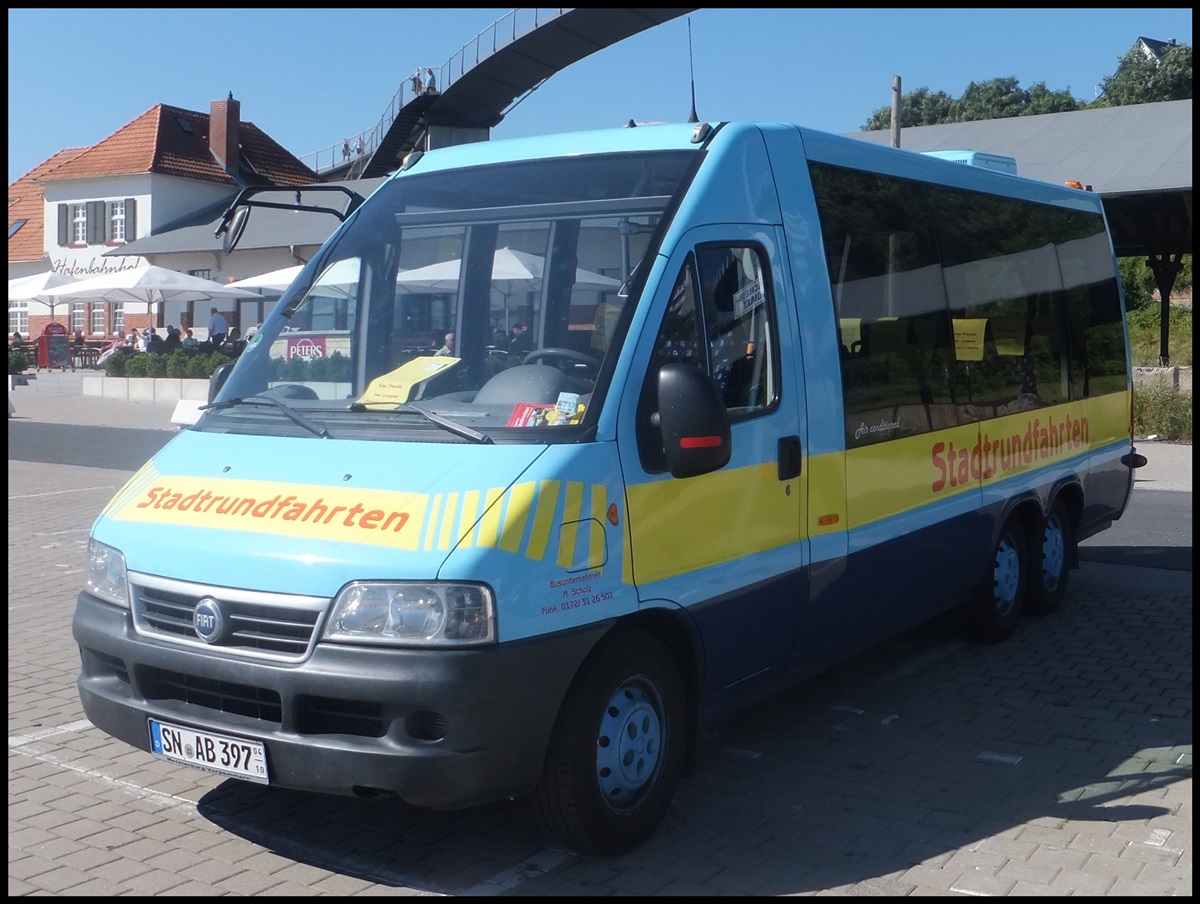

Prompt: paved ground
[8,373,1193,895]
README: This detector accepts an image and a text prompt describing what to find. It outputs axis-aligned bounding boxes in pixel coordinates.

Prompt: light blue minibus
[74,120,1144,855]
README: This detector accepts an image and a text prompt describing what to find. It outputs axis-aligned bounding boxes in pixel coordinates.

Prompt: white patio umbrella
[45,264,259,316]
[8,271,89,321]
[396,247,620,294]
[227,264,304,291]
[228,259,364,296]
[396,247,621,330]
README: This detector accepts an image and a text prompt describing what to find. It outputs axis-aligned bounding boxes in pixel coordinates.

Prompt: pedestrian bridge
[304,8,694,180]
[248,9,1196,351]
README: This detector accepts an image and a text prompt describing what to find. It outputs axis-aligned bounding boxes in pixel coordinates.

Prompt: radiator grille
[130,572,328,663]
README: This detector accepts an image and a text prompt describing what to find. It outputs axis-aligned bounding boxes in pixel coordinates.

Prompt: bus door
[620,226,809,700]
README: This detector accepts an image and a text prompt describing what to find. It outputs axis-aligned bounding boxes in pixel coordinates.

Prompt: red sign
[286,337,326,360]
[38,321,71,369]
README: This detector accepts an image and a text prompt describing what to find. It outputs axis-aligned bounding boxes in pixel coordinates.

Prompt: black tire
[968,517,1028,643]
[531,630,686,856]
[1027,500,1074,616]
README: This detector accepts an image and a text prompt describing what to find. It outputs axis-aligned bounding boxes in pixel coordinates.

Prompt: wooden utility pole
[891,76,902,147]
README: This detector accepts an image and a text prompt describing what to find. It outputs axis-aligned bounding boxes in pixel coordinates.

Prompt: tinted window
[809,162,1123,448]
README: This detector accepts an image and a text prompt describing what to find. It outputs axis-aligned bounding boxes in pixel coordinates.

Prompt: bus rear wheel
[968,517,1028,643]
[1027,500,1073,616]
[530,629,685,856]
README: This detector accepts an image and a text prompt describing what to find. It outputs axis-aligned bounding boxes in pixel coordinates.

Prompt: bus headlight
[86,539,130,608]
[323,582,496,646]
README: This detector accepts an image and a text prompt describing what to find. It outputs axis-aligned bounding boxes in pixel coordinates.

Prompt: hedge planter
[84,376,210,401]
[82,377,354,402]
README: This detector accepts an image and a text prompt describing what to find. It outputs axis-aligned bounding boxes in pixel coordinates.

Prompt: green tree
[860,40,1191,129]
[1119,255,1194,311]
[1024,81,1084,115]
[862,77,1080,130]
[1093,42,1192,106]
[955,76,1033,121]
[1118,258,1157,309]
[861,86,956,130]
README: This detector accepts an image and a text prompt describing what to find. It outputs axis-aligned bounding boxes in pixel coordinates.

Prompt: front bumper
[73,591,610,809]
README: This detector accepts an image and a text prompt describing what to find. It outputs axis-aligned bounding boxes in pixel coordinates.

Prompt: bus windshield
[208,151,699,441]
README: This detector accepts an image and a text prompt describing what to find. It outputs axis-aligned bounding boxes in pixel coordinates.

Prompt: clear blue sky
[7,8,1192,185]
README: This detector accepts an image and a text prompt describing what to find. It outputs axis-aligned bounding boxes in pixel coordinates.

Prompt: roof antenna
[687,18,699,124]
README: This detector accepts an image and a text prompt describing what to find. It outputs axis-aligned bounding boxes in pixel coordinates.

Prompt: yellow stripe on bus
[806,451,845,537]
[109,475,432,550]
[527,480,561,561]
[626,462,795,584]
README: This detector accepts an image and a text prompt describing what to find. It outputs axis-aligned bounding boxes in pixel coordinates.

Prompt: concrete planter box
[182,380,209,400]
[85,377,211,401]
[154,379,184,401]
[271,381,352,400]
[126,378,156,400]
[100,377,129,399]
[84,377,353,402]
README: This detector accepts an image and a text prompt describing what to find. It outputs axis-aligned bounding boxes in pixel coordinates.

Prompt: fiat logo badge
[193,598,224,643]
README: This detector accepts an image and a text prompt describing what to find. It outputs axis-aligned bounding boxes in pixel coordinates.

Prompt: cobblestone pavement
[8,380,1193,895]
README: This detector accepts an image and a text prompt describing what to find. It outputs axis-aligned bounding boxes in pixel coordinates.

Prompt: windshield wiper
[349,401,493,444]
[201,396,331,438]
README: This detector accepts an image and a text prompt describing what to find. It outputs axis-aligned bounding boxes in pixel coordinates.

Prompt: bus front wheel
[531,629,686,856]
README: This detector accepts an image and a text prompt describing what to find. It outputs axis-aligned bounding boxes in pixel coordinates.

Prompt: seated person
[507,323,530,357]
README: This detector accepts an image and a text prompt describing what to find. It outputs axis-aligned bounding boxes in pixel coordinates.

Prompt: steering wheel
[522,347,601,373]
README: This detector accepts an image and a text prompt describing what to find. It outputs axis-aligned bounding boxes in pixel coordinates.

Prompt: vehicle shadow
[196,561,1191,895]
[1079,543,1193,572]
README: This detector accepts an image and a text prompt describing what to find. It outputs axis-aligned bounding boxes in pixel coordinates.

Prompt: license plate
[148,719,269,784]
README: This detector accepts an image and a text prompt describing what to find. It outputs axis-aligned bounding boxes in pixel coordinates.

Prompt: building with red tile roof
[8,95,318,340]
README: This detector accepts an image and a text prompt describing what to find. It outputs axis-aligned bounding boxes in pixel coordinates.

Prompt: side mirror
[208,362,235,404]
[218,206,250,255]
[657,363,731,478]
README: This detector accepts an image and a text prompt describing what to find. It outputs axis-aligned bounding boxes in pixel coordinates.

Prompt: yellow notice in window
[838,318,862,350]
[357,356,460,407]
[952,318,987,361]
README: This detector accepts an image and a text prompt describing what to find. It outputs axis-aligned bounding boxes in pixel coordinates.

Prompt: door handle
[777,435,801,481]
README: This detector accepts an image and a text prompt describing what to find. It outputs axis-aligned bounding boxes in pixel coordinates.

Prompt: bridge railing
[301,8,567,175]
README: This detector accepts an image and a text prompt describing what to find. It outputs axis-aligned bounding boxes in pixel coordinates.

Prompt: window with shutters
[109,199,126,242]
[71,204,87,244]
[59,199,137,246]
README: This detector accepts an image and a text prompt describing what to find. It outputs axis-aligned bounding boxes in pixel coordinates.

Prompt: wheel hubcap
[595,681,664,810]
[1042,516,1065,591]
[993,534,1021,617]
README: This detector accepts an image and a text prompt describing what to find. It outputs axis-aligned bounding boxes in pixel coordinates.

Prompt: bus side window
[695,245,777,417]
[638,256,704,472]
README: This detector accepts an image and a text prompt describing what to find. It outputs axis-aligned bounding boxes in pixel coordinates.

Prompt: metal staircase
[360,94,439,179]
